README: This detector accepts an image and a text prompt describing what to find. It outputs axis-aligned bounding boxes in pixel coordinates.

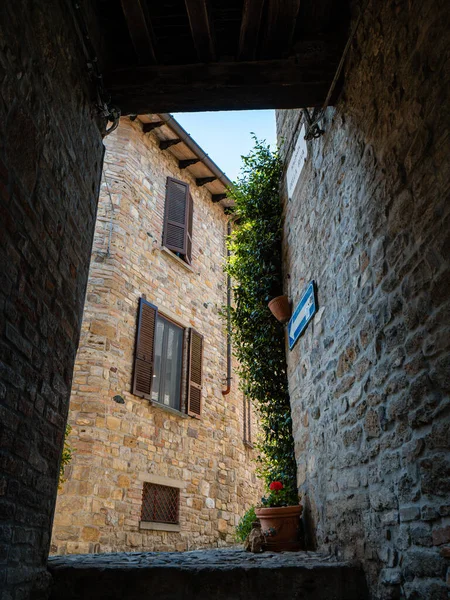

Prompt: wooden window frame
[243,395,253,447]
[152,313,185,412]
[132,299,203,418]
[163,177,193,265]
[186,328,203,419]
[132,298,158,399]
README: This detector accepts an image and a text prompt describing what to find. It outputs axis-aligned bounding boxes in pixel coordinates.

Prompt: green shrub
[225,137,297,501]
[235,506,257,542]
[59,424,73,489]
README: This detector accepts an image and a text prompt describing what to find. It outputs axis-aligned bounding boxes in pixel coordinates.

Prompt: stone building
[276,2,450,597]
[50,115,261,555]
[2,1,450,598]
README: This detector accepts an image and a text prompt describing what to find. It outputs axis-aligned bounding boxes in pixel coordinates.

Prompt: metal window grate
[141,482,180,524]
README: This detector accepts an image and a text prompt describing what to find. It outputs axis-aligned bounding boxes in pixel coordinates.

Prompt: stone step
[48,549,369,600]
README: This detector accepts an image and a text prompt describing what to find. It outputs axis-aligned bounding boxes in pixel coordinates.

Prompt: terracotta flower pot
[267,295,291,323]
[255,505,303,552]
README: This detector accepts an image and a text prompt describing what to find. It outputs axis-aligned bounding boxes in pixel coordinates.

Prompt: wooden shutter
[186,192,193,264]
[187,328,203,418]
[132,298,158,397]
[163,178,189,255]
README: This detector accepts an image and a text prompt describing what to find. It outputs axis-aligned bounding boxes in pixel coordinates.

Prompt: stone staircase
[48,549,369,600]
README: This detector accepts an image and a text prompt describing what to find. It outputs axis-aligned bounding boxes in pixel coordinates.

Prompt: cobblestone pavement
[49,548,348,569]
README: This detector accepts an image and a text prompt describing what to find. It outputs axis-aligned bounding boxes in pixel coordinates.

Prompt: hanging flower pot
[268,295,291,323]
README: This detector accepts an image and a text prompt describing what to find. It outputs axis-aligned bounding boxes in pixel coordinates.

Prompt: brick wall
[277,0,450,598]
[0,0,105,597]
[50,118,262,554]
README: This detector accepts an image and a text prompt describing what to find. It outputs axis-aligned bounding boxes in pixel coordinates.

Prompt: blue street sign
[288,281,317,350]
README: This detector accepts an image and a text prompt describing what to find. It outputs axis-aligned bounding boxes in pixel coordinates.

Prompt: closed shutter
[186,192,193,264]
[132,298,158,397]
[163,177,189,254]
[187,328,203,418]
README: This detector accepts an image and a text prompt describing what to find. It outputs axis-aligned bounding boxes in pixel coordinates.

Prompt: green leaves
[225,138,297,499]
[235,506,257,542]
[59,424,73,489]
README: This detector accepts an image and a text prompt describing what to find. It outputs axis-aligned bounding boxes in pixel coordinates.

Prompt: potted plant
[255,481,302,551]
[268,295,291,323]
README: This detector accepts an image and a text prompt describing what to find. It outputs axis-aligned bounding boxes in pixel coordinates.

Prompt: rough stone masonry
[0,1,105,598]
[50,117,262,555]
[277,0,450,598]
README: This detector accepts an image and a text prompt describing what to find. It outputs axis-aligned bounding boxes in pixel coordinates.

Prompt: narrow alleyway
[48,549,368,600]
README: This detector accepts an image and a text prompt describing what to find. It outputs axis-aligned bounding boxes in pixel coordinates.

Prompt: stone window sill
[149,399,189,419]
[139,521,181,533]
[161,246,195,273]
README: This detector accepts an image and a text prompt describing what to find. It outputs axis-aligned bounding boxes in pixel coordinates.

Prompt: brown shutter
[132,298,158,397]
[186,192,193,264]
[187,328,203,418]
[163,177,189,254]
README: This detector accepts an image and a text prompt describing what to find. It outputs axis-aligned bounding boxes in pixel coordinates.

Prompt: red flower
[269,481,283,491]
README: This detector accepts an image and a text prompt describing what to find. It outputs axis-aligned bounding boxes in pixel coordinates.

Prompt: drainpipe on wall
[222,219,232,395]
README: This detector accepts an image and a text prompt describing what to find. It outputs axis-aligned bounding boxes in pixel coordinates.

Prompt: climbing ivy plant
[225,138,298,504]
[58,424,73,489]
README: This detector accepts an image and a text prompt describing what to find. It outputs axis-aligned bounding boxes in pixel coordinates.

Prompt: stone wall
[50,118,262,555]
[277,0,450,598]
[0,0,105,597]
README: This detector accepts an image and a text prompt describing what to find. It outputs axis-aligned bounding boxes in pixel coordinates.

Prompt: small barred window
[141,482,180,524]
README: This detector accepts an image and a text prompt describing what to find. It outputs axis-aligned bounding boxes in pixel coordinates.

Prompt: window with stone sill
[141,482,180,525]
[132,298,203,418]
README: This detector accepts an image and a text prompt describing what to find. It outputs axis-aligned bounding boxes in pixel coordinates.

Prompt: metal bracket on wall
[303,107,325,141]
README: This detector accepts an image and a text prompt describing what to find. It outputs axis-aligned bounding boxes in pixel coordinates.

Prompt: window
[163,177,193,264]
[141,482,180,525]
[152,315,183,410]
[243,396,253,446]
[132,298,204,418]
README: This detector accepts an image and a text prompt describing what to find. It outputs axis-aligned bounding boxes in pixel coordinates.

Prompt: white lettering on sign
[286,124,307,200]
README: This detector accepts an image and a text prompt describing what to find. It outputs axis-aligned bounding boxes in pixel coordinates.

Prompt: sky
[173,110,277,182]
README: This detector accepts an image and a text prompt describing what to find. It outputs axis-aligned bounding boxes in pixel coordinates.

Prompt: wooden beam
[260,0,301,58]
[160,138,182,150]
[179,158,201,169]
[196,176,216,186]
[105,54,341,114]
[184,0,216,62]
[120,0,156,64]
[142,121,164,133]
[238,0,265,61]
[298,0,342,34]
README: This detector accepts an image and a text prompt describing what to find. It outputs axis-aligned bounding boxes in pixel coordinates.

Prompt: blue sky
[173,110,276,182]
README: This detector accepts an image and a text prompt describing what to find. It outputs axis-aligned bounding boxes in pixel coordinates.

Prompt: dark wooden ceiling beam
[184,0,216,62]
[106,54,341,113]
[260,0,301,58]
[120,0,157,64]
[238,0,265,60]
